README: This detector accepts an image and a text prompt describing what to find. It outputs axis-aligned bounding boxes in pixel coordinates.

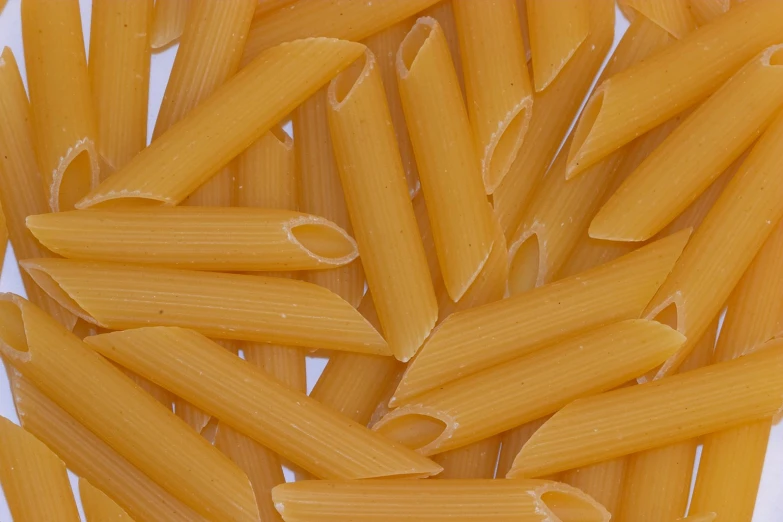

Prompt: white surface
[0,1,781,521]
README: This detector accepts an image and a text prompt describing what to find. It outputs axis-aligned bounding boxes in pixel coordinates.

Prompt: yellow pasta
[21,258,389,354]
[492,0,615,236]
[0,415,80,522]
[676,515,717,522]
[22,0,100,211]
[431,436,501,479]
[77,38,364,209]
[453,0,532,193]
[497,417,550,479]
[80,478,134,521]
[398,17,495,301]
[687,0,730,25]
[241,0,439,63]
[0,295,258,521]
[642,109,783,378]
[375,320,683,455]
[328,50,437,362]
[560,459,627,516]
[27,207,358,271]
[526,0,590,91]
[88,0,152,179]
[271,479,610,522]
[619,0,695,39]
[86,326,441,480]
[507,340,783,478]
[150,0,189,49]
[420,0,464,93]
[566,0,783,178]
[391,228,690,405]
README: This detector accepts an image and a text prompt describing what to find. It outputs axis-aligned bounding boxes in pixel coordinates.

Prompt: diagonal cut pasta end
[286,215,359,268]
[507,230,545,296]
[566,87,606,180]
[372,405,452,456]
[50,138,101,213]
[483,96,533,194]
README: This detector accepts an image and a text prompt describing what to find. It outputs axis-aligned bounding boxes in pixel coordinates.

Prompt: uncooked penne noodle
[398,17,495,301]
[676,515,717,522]
[591,44,783,241]
[453,0,532,193]
[9,371,206,522]
[293,88,365,307]
[86,327,441,480]
[0,48,77,329]
[619,0,695,39]
[22,0,100,211]
[80,478,133,521]
[0,415,80,522]
[391,229,689,405]
[566,0,783,178]
[78,38,364,209]
[432,436,501,479]
[242,0,439,64]
[21,258,389,354]
[236,126,295,208]
[150,0,189,49]
[687,0,730,25]
[271,479,610,522]
[420,1,464,92]
[492,0,614,236]
[0,295,258,521]
[254,0,295,17]
[560,459,627,516]
[27,207,358,271]
[642,109,783,378]
[496,417,550,479]
[364,18,419,196]
[508,340,783,478]
[526,0,590,91]
[375,320,683,455]
[328,50,437,361]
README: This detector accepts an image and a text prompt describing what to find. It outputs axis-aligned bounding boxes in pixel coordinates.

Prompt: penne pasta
[328,50,438,361]
[492,0,615,236]
[642,109,783,378]
[391,229,690,405]
[150,0,189,49]
[242,0,439,64]
[398,17,495,301]
[420,1,464,93]
[0,47,76,330]
[566,0,783,178]
[431,436,501,479]
[236,126,295,208]
[496,417,550,479]
[22,0,100,211]
[0,415,80,522]
[374,320,683,455]
[507,340,783,478]
[687,0,730,25]
[86,326,441,480]
[271,479,610,522]
[619,0,695,39]
[27,207,358,271]
[21,258,389,354]
[293,88,365,307]
[88,0,153,178]
[453,0,532,193]
[0,295,258,521]
[591,44,783,241]
[526,0,590,91]
[560,459,627,516]
[80,478,134,521]
[77,38,364,209]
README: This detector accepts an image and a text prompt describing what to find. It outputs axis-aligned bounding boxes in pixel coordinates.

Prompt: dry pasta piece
[21,258,388,355]
[86,326,441,480]
[560,459,627,516]
[687,0,730,25]
[77,38,364,209]
[507,340,783,478]
[591,44,783,241]
[328,50,437,361]
[88,0,152,178]
[497,417,550,478]
[374,320,683,455]
[391,228,689,405]
[0,415,80,522]
[398,17,495,301]
[431,436,501,479]
[80,479,133,521]
[492,0,615,236]
[254,0,296,17]
[27,207,358,271]
[0,48,76,329]
[271,479,610,522]
[420,0,464,93]
[526,0,590,91]
[150,0,189,49]
[566,0,783,178]
[242,0,439,63]
[619,0,695,38]
[0,295,258,521]
[22,0,100,211]
[453,0,532,193]
[642,109,783,379]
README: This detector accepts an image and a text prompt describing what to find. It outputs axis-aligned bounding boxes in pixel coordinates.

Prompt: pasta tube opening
[330,52,369,107]
[0,299,29,354]
[56,145,100,212]
[18,261,101,327]
[770,46,783,66]
[540,488,610,522]
[373,407,450,454]
[398,17,434,74]
[289,219,358,265]
[566,89,605,179]
[488,102,531,192]
[507,232,543,296]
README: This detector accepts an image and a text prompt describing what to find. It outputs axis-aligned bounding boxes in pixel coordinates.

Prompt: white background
[0,1,781,520]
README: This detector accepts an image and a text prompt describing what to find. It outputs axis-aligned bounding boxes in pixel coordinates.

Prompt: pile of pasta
[1,0,783,520]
